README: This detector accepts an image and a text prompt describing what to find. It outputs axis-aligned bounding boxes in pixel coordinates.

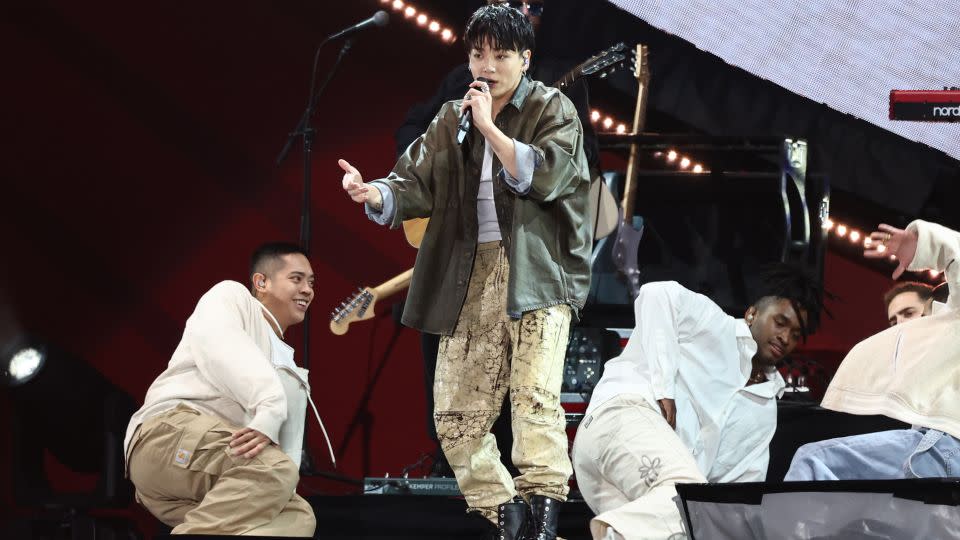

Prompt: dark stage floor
[308,495,594,539]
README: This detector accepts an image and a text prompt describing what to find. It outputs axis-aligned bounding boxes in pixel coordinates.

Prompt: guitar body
[611,211,644,299]
[402,217,428,249]
[400,43,634,249]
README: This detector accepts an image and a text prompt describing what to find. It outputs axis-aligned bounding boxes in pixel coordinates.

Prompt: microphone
[326,10,389,42]
[457,77,492,145]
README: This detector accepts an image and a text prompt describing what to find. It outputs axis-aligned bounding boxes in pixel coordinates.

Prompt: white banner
[608,0,960,161]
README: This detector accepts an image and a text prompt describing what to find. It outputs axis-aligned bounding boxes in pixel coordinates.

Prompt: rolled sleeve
[498,139,541,196]
[364,181,396,226]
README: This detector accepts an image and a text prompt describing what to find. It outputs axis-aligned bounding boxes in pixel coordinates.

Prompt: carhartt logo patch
[174,448,192,465]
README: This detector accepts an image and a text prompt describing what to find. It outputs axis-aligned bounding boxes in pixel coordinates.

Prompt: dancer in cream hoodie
[124,242,333,536]
[786,220,959,480]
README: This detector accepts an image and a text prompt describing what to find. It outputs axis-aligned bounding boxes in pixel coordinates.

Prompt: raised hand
[864,223,918,279]
[459,80,493,133]
[339,158,381,209]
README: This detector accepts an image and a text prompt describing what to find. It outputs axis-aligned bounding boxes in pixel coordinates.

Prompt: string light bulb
[388,1,454,43]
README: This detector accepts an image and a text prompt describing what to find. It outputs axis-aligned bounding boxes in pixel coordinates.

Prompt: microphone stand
[276,36,354,478]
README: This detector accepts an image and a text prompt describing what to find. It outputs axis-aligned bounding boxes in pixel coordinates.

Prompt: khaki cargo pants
[127,405,316,536]
[434,241,573,522]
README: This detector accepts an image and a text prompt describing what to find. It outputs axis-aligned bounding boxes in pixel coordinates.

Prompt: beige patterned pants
[434,241,573,522]
[127,405,316,536]
[572,395,706,540]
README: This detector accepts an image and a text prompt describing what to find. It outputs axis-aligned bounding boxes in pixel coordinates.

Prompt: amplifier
[363,476,461,496]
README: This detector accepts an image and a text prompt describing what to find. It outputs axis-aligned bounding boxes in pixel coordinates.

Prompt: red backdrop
[0,0,909,531]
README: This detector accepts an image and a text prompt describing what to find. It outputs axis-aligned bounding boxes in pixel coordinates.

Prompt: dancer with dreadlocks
[572,264,825,540]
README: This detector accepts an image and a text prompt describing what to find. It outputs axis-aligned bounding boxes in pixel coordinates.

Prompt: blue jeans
[785,428,960,481]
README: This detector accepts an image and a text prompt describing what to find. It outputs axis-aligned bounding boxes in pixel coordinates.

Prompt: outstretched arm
[865,220,958,310]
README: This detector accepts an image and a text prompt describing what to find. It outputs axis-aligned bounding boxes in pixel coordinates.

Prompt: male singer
[338,5,591,539]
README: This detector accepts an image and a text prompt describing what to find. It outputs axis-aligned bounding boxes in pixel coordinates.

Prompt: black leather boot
[482,497,531,540]
[526,495,561,540]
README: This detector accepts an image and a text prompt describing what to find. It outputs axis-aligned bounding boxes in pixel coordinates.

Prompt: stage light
[692,164,704,173]
[602,117,613,129]
[590,110,600,122]
[849,230,861,243]
[616,124,627,134]
[2,336,136,509]
[836,224,848,237]
[428,21,440,32]
[4,347,46,386]
[822,218,834,230]
[392,0,404,10]
[653,151,663,157]
[667,150,678,162]
[876,244,887,253]
[404,6,416,17]
[417,14,427,25]
[441,28,453,41]
[679,157,691,168]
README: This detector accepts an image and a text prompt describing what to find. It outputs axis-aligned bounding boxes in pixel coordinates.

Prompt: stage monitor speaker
[676,478,960,540]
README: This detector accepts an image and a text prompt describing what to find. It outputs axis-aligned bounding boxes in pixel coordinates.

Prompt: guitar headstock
[329,287,377,336]
[634,44,649,83]
[557,42,633,90]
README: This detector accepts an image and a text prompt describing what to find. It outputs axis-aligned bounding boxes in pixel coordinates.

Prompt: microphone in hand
[457,76,492,145]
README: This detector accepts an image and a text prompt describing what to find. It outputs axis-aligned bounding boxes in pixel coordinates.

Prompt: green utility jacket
[374,76,592,335]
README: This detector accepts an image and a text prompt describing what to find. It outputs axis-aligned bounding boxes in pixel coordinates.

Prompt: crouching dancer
[124,242,334,536]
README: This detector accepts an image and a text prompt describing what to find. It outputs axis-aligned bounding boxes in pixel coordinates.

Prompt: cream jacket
[124,281,288,457]
[822,220,959,437]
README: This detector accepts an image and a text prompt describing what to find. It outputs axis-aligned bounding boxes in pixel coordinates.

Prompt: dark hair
[463,4,535,54]
[753,263,828,340]
[249,242,307,292]
[882,281,934,310]
[932,282,949,304]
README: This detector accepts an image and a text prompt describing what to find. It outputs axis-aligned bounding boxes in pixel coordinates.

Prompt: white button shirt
[587,281,785,482]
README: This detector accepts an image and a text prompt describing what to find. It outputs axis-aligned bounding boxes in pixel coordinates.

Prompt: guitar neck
[554,71,577,91]
[622,44,650,221]
[371,268,414,300]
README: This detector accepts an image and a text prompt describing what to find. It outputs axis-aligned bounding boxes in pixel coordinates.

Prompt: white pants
[572,395,706,540]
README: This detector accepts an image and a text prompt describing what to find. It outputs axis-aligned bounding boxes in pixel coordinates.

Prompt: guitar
[610,44,649,300]
[402,42,635,249]
[329,268,413,336]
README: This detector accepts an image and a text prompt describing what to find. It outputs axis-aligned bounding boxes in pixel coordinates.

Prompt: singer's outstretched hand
[460,80,494,134]
[340,159,382,209]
